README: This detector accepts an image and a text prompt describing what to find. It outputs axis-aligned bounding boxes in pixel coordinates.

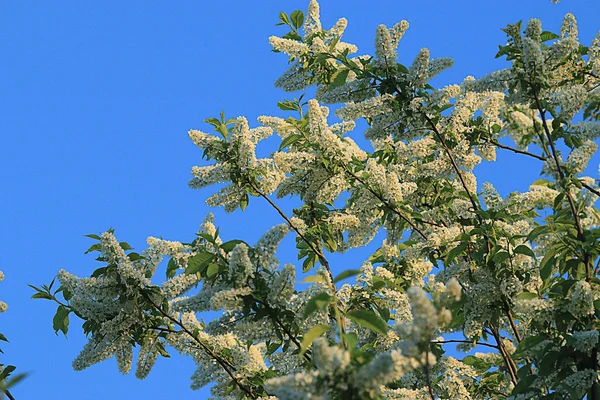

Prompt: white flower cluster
[47,1,600,399]
[0,271,6,313]
[189,117,285,212]
[269,0,358,92]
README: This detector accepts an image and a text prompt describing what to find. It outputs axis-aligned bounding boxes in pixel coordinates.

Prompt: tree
[30,0,600,398]
[0,271,19,400]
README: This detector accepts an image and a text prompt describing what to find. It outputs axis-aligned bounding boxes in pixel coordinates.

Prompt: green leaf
[553,192,565,210]
[31,290,53,300]
[206,263,220,278]
[513,245,536,259]
[539,255,556,282]
[128,252,143,261]
[265,341,282,357]
[594,299,600,314]
[302,252,317,272]
[4,371,28,389]
[0,365,15,380]
[538,351,560,377]
[290,10,304,30]
[527,225,549,241]
[333,269,361,284]
[304,292,331,317]
[239,193,249,211]
[516,291,538,300]
[462,355,492,372]
[53,305,70,336]
[62,287,73,301]
[368,248,384,264]
[84,243,102,254]
[540,31,559,42]
[512,374,538,395]
[300,324,329,355]
[91,266,107,278]
[156,341,170,358]
[493,251,511,264]
[341,332,358,350]
[278,11,290,26]
[346,309,389,335]
[220,240,246,253]
[301,275,326,284]
[277,100,298,112]
[331,69,349,88]
[513,335,545,359]
[119,242,133,251]
[166,258,178,279]
[197,232,216,244]
[84,234,101,240]
[278,133,302,151]
[185,251,214,275]
[531,179,552,188]
[446,242,467,265]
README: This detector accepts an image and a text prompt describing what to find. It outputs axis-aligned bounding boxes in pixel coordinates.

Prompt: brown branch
[150,326,178,334]
[592,348,598,400]
[3,389,15,400]
[343,165,429,240]
[490,324,519,386]
[417,108,529,387]
[423,113,481,217]
[532,89,590,283]
[424,346,436,400]
[143,292,258,399]
[487,139,600,198]
[247,181,332,280]
[533,91,584,235]
[245,180,347,340]
[484,138,546,161]
[430,339,499,350]
[259,301,312,363]
[582,182,600,197]
[505,308,522,343]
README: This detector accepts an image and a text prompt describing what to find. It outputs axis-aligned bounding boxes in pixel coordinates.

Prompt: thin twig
[260,301,312,363]
[484,138,546,161]
[430,339,499,350]
[424,346,436,400]
[532,89,591,284]
[343,165,429,240]
[488,139,600,197]
[422,113,480,217]
[490,324,519,386]
[143,292,257,399]
[247,181,332,279]
[533,91,584,237]
[245,180,347,340]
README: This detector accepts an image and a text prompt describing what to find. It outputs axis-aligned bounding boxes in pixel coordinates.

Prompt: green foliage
[26,1,600,399]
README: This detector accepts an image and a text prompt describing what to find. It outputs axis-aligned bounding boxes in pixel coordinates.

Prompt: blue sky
[1,0,599,398]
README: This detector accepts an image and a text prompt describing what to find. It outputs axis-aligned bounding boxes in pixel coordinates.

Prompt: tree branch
[531,88,590,283]
[490,324,519,386]
[486,138,600,197]
[245,180,347,340]
[422,113,481,217]
[143,292,258,399]
[430,339,499,350]
[342,165,429,240]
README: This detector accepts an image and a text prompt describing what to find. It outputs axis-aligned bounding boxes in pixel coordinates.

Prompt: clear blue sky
[1,0,599,398]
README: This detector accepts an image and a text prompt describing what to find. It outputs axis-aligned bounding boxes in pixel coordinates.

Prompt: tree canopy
[4,0,600,398]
